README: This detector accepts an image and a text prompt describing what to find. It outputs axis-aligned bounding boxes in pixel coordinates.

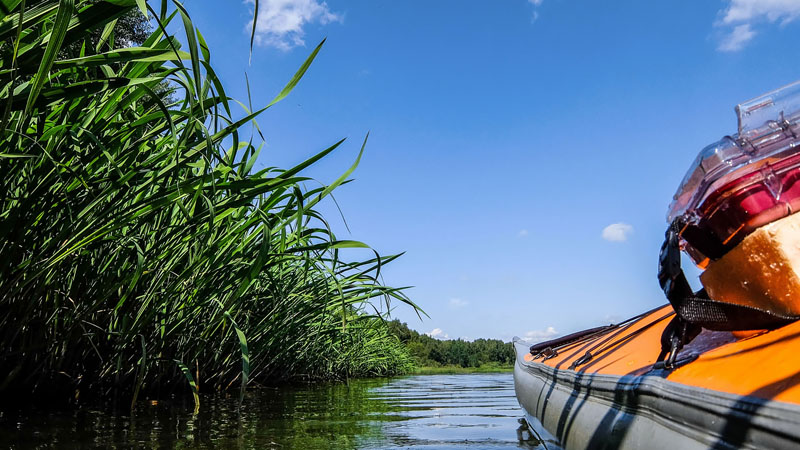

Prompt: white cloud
[601,222,633,242]
[527,0,543,22]
[517,229,529,238]
[718,23,757,52]
[247,0,342,51]
[449,298,468,309]
[720,0,800,25]
[524,327,558,343]
[426,328,449,339]
[715,0,800,52]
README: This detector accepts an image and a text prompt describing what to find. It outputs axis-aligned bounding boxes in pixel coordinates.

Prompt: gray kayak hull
[513,339,800,450]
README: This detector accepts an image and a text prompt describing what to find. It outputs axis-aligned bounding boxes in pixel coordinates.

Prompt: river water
[0,373,546,449]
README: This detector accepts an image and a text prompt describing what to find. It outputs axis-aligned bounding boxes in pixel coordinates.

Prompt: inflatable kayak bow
[514,81,800,450]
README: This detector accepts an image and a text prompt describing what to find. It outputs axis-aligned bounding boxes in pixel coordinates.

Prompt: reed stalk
[0,0,419,404]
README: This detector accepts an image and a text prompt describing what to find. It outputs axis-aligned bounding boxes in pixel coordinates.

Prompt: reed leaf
[0,0,419,407]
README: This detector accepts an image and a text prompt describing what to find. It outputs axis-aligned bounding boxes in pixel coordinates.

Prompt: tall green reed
[0,0,419,405]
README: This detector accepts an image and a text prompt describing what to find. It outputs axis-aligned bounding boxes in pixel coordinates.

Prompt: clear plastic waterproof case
[668,80,800,266]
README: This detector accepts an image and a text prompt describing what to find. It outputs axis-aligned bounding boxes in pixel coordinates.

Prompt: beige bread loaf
[700,211,800,316]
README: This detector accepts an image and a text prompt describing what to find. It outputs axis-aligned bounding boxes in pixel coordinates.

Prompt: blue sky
[181,0,800,342]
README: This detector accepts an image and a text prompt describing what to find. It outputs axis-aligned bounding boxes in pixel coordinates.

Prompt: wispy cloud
[718,24,756,51]
[517,229,529,238]
[449,298,468,309]
[720,0,800,25]
[526,0,543,22]
[715,0,800,52]
[602,222,633,242]
[247,0,342,51]
[426,328,449,339]
[524,327,558,343]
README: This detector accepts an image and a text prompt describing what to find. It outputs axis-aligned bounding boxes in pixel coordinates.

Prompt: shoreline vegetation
[0,0,420,408]
[0,0,517,410]
[412,365,513,375]
[388,321,515,373]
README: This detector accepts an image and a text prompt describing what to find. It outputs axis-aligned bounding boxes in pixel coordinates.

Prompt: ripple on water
[0,373,546,449]
[364,373,542,449]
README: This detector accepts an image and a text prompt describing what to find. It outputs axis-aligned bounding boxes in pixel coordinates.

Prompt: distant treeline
[387,320,514,368]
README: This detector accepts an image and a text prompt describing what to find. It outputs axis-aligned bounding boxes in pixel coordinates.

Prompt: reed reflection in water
[0,373,543,449]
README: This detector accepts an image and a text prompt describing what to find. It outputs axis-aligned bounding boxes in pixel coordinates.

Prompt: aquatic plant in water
[0,0,419,407]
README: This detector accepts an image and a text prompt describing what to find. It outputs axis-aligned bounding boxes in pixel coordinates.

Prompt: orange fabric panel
[539,305,673,375]
[537,305,800,404]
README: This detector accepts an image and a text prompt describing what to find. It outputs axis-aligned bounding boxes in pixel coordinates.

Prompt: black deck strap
[656,218,800,367]
[658,316,701,369]
[658,219,694,307]
[674,295,798,331]
[529,325,615,356]
[568,350,593,370]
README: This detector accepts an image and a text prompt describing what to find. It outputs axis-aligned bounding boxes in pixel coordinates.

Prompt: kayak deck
[521,304,800,403]
[513,305,800,449]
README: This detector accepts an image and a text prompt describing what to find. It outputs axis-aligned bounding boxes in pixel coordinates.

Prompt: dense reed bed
[0,0,418,406]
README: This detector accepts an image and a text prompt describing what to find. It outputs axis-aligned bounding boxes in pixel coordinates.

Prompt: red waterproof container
[669,81,800,267]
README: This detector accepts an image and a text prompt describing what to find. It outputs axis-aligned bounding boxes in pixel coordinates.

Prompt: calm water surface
[0,373,545,449]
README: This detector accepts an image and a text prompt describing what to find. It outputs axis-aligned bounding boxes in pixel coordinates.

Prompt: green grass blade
[249,0,258,62]
[175,360,200,414]
[266,38,325,108]
[223,311,249,403]
[23,0,73,116]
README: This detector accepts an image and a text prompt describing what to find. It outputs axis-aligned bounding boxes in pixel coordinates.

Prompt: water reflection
[0,373,543,449]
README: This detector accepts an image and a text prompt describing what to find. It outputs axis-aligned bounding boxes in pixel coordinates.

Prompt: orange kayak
[513,305,800,449]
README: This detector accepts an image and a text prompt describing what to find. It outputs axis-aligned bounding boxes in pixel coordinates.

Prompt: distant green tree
[387,321,514,368]
[387,319,416,343]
